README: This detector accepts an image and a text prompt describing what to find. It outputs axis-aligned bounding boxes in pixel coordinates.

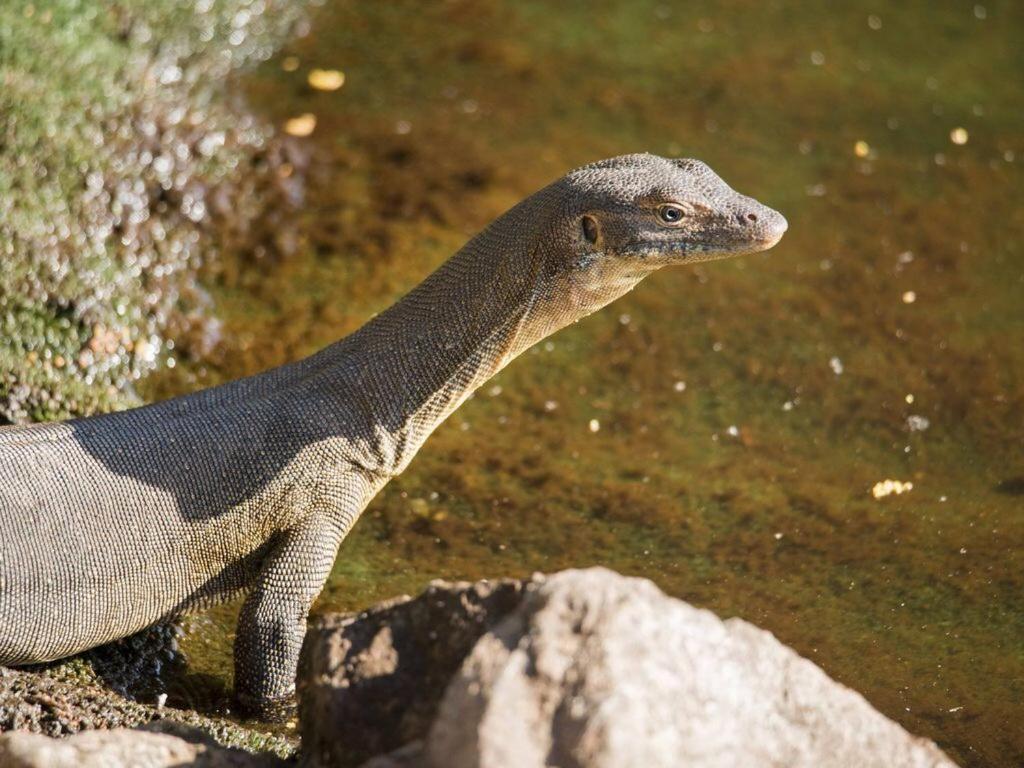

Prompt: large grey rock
[0,722,284,768]
[299,578,528,767]
[357,568,956,768]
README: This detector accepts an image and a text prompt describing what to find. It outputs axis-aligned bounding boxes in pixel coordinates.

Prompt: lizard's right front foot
[235,689,297,723]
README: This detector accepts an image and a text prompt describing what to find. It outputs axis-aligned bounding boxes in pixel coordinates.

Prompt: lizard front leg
[233,478,366,719]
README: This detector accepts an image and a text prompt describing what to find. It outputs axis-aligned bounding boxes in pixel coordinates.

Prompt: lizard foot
[235,690,297,722]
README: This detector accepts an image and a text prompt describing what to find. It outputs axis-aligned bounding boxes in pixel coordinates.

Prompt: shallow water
[144,1,1024,764]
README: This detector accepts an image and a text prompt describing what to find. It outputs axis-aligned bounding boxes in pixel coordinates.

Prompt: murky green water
[144,1,1023,764]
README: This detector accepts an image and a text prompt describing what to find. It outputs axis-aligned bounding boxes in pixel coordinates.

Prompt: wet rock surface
[0,666,294,759]
[303,569,956,768]
[0,722,286,768]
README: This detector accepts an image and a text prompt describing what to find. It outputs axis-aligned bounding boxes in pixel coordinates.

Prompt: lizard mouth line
[621,237,779,258]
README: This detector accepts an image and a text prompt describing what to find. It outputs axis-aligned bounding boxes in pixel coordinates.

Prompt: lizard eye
[658,204,687,225]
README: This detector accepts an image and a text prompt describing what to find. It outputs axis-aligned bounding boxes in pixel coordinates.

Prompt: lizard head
[560,153,787,268]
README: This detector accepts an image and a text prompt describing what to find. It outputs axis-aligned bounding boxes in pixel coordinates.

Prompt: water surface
[145,2,1024,764]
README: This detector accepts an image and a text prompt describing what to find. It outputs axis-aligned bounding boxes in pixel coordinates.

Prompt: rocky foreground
[0,568,956,768]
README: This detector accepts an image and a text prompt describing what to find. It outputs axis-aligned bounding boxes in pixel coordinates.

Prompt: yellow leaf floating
[284,113,316,137]
[308,69,345,91]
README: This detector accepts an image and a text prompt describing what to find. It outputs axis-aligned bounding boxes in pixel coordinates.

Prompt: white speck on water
[544,400,559,412]
[907,415,930,432]
[588,419,600,433]
[544,341,555,352]
[712,341,723,352]
[939,495,948,502]
[810,50,825,66]
[460,99,479,114]
[950,127,969,145]
[782,400,794,411]
[867,14,882,29]
[974,4,987,19]
[905,393,915,404]
[395,120,412,135]
[959,547,967,555]
[673,380,686,392]
[902,290,917,304]
[898,250,915,264]
[805,183,827,197]
[829,356,844,375]
[774,532,784,540]
[727,425,739,438]
[872,479,913,499]
[949,705,964,713]
[934,152,947,166]
[488,385,503,397]
[819,259,832,271]
[618,313,631,326]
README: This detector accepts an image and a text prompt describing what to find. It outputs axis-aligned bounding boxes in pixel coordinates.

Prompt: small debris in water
[281,55,300,72]
[782,400,794,411]
[588,419,601,433]
[854,140,871,158]
[867,15,882,30]
[949,127,969,145]
[673,380,686,392]
[907,415,930,432]
[488,385,503,397]
[544,400,559,412]
[308,68,345,91]
[774,532,784,540]
[284,113,317,137]
[829,356,844,375]
[727,425,740,438]
[872,479,913,499]
[810,50,825,66]
[902,290,917,304]
[905,393,915,404]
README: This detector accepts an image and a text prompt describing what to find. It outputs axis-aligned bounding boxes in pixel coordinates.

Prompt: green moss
[0,0,312,422]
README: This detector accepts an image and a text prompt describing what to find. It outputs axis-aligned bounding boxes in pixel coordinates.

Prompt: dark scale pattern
[0,154,786,718]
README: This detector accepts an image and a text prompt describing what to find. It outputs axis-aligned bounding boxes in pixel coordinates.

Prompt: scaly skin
[0,154,787,718]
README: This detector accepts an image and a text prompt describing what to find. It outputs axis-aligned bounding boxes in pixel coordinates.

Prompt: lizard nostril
[746,213,758,222]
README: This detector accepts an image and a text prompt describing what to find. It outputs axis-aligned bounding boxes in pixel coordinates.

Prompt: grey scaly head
[491,153,788,356]
[0,153,786,720]
[568,154,787,264]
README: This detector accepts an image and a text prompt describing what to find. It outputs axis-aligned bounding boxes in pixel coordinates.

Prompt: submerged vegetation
[149,2,1019,765]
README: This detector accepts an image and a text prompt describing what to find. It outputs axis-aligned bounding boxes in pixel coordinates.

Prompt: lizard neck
[319,189,653,478]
